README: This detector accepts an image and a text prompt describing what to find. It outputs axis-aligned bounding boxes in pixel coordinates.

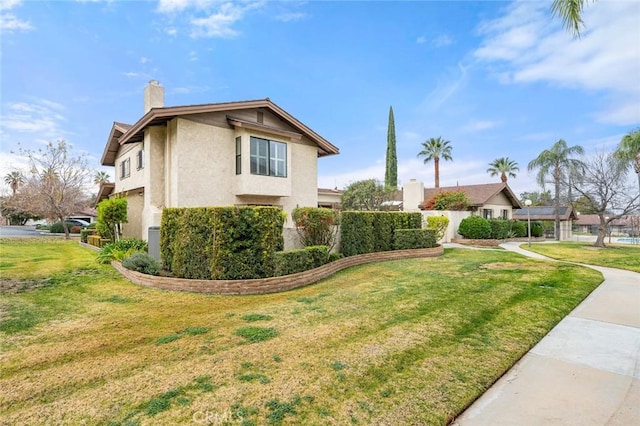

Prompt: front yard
[0,239,602,425]
[523,242,640,272]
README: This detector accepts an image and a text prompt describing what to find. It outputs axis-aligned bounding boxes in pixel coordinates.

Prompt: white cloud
[432,34,452,48]
[275,12,306,22]
[156,0,265,39]
[461,120,501,132]
[140,56,150,64]
[122,72,140,78]
[1,99,67,137]
[475,1,640,126]
[0,12,32,32]
[420,62,470,111]
[0,0,32,33]
[171,85,209,94]
[416,35,426,44]
[189,50,198,61]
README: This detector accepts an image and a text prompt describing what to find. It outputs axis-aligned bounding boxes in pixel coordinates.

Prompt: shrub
[292,207,339,250]
[160,208,185,273]
[80,228,94,243]
[96,197,128,243]
[96,238,148,264]
[394,229,437,249]
[425,215,449,241]
[69,225,82,234]
[340,211,422,256]
[328,252,344,262]
[161,206,285,280]
[510,220,528,237]
[458,216,491,239]
[488,219,510,239]
[274,246,329,276]
[421,190,470,211]
[49,222,64,234]
[171,208,215,279]
[122,252,161,276]
[531,221,544,237]
[235,326,279,343]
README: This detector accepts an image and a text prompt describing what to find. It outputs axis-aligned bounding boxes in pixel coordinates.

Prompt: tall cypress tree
[385,106,398,188]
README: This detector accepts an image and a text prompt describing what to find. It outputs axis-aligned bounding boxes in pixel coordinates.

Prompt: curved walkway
[452,241,640,426]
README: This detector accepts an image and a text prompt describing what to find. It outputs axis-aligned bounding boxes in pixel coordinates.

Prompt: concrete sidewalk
[452,242,640,426]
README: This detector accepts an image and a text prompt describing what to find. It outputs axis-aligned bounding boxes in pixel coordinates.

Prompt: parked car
[65,219,90,228]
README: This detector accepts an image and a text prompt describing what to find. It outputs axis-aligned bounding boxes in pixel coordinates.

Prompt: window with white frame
[136,149,144,170]
[120,158,130,179]
[483,208,493,219]
[250,136,287,177]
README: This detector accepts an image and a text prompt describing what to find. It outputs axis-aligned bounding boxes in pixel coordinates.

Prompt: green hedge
[160,208,185,272]
[340,211,422,257]
[210,207,284,279]
[488,219,510,239]
[394,229,437,250]
[171,208,215,279]
[511,220,527,238]
[531,221,544,237]
[274,246,329,276]
[160,206,285,280]
[458,216,491,239]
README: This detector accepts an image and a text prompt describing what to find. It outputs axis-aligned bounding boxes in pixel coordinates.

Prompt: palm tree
[94,171,110,186]
[552,0,592,37]
[614,129,640,196]
[487,157,519,183]
[417,137,453,188]
[4,171,24,196]
[528,139,584,240]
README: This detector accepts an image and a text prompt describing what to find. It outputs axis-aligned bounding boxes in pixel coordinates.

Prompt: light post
[525,199,532,247]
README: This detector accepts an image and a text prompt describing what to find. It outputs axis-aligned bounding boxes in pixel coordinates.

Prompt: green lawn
[0,240,603,425]
[523,242,640,272]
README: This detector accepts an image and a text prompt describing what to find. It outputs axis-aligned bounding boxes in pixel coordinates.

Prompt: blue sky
[1,0,639,197]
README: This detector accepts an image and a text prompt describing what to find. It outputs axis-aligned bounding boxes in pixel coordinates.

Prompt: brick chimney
[144,80,164,114]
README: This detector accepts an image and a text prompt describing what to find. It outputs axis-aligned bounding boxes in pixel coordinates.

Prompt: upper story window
[120,158,130,179]
[250,136,287,178]
[483,208,493,219]
[136,149,144,170]
[235,137,241,175]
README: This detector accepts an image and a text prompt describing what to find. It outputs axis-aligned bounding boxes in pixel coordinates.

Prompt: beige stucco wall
[112,109,323,240]
[481,192,514,219]
[121,192,143,240]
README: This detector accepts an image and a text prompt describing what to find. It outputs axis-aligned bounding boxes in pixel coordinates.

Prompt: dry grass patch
[0,240,603,425]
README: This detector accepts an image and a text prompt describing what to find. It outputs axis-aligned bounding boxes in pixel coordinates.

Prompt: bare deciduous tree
[10,140,91,239]
[570,151,639,247]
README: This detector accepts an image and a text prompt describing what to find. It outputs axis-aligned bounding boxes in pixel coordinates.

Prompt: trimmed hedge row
[160,207,285,280]
[340,211,423,257]
[274,245,330,276]
[394,229,437,250]
[458,216,542,240]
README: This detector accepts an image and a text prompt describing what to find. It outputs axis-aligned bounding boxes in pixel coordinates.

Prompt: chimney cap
[149,80,161,86]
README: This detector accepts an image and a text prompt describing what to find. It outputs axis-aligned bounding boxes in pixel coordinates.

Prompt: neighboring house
[317,187,342,210]
[403,180,522,217]
[98,81,339,241]
[574,214,640,236]
[401,180,522,242]
[513,206,577,240]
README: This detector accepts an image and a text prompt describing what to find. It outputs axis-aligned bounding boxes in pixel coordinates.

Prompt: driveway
[0,226,65,238]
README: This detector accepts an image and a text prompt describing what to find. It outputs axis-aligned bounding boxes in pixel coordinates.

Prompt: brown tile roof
[575,214,636,226]
[422,183,522,208]
[101,99,339,166]
[318,187,343,194]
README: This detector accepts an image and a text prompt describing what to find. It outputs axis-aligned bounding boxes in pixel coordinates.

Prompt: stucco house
[98,81,339,241]
[403,180,522,217]
[399,180,522,242]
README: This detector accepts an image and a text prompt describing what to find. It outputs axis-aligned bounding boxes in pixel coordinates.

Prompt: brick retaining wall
[111,246,444,295]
